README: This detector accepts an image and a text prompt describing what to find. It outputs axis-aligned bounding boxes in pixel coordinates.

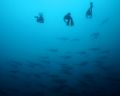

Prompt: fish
[90,32,100,39]
[100,18,110,26]
[94,60,108,70]
[61,55,72,59]
[27,61,40,68]
[8,88,20,94]
[24,81,32,88]
[9,74,18,79]
[71,38,80,42]
[94,60,104,65]
[48,74,60,79]
[60,64,73,75]
[65,88,78,96]
[52,78,67,84]
[8,70,19,74]
[89,47,101,51]
[51,84,67,95]
[23,91,45,96]
[83,73,95,83]
[77,79,90,87]
[32,91,45,96]
[48,48,59,53]
[97,55,108,60]
[61,68,73,75]
[64,51,72,54]
[100,50,111,54]
[105,77,120,82]
[77,51,87,55]
[9,60,23,68]
[32,73,41,79]
[99,65,110,71]
[38,83,46,88]
[79,61,89,66]
[10,60,23,66]
[40,59,51,64]
[39,56,49,60]
[0,89,7,96]
[60,63,73,70]
[58,37,69,41]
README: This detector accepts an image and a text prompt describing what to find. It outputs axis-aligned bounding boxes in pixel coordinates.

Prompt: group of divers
[35,2,93,26]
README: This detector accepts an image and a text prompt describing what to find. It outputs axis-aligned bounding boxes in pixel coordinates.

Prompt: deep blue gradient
[0,0,120,96]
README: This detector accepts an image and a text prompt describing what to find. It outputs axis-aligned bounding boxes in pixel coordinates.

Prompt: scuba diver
[35,13,44,23]
[64,13,74,26]
[86,2,93,18]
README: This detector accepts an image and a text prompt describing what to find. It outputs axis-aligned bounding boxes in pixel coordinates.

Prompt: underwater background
[0,0,120,96]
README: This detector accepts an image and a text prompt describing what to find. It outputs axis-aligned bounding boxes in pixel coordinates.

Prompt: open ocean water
[0,0,120,96]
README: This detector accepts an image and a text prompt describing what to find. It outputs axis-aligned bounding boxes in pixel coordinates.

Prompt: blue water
[0,0,120,96]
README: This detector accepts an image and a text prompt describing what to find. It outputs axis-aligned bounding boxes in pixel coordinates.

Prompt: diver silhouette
[64,13,74,26]
[86,2,93,18]
[35,13,44,23]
